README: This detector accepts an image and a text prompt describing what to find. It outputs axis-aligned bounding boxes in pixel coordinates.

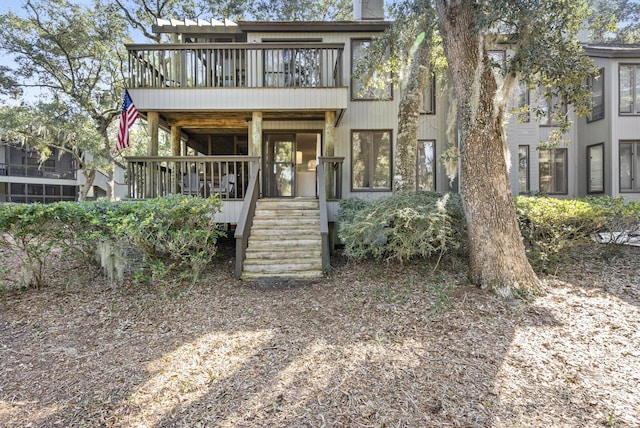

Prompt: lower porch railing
[318,157,344,200]
[318,157,344,273]
[125,156,259,200]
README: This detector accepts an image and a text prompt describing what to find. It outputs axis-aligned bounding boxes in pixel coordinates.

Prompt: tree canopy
[0,0,133,199]
[250,0,352,20]
[588,0,640,43]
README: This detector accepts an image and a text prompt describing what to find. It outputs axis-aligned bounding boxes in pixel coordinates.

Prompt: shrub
[0,202,96,288]
[515,196,640,269]
[337,192,467,263]
[584,196,640,252]
[111,195,225,283]
[0,195,225,288]
[515,196,607,269]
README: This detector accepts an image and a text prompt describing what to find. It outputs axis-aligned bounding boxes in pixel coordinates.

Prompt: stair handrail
[234,162,260,279]
[317,161,331,273]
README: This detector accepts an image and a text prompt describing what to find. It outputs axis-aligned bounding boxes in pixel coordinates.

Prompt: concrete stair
[241,198,324,280]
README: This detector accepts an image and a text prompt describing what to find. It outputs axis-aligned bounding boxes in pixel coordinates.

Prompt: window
[45,185,60,196]
[10,183,25,194]
[588,143,605,193]
[512,81,530,123]
[28,184,44,196]
[420,73,436,114]
[587,68,605,122]
[351,39,392,100]
[518,145,530,193]
[538,95,567,126]
[62,186,77,198]
[539,148,568,194]
[619,64,640,114]
[417,140,436,191]
[619,140,640,192]
[351,130,392,190]
[488,50,506,69]
[263,49,288,86]
[263,48,320,87]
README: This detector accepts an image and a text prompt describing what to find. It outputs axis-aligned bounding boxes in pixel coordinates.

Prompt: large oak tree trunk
[435,0,543,297]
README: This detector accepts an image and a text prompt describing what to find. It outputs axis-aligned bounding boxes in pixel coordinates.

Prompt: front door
[263,133,295,197]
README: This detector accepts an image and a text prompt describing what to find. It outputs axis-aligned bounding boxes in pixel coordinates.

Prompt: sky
[0,2,20,14]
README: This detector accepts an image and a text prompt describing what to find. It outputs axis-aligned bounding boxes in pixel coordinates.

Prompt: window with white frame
[417,140,435,190]
[588,143,604,193]
[619,140,640,192]
[619,64,640,114]
[587,68,605,122]
[351,130,392,190]
[518,145,530,194]
[351,39,392,100]
[539,148,568,194]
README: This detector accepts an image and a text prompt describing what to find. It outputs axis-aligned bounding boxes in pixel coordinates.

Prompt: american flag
[116,89,138,151]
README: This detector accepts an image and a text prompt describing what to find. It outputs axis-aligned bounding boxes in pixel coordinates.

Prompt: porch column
[171,125,181,156]
[324,111,335,156]
[250,112,263,176]
[146,111,160,197]
[147,111,159,156]
[170,125,181,195]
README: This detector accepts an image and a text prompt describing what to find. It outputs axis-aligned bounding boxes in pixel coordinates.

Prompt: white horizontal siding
[214,200,244,223]
[128,88,348,112]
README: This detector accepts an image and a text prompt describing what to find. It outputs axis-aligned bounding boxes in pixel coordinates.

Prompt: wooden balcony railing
[126,43,344,89]
[126,156,258,200]
[318,157,344,200]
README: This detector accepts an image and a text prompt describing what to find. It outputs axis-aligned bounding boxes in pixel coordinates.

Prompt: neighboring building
[577,44,640,200]
[0,141,78,203]
[122,1,640,278]
[0,141,127,203]
[504,43,640,202]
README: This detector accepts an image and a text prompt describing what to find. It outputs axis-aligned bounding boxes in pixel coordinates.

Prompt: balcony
[125,43,348,115]
[126,156,257,199]
[0,163,77,180]
[125,156,343,199]
[127,43,344,89]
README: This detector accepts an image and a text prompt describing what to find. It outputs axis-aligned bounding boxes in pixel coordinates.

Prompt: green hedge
[337,192,467,262]
[515,195,640,269]
[337,193,639,271]
[0,195,225,288]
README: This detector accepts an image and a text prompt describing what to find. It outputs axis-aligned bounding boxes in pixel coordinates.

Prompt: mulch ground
[1,240,639,427]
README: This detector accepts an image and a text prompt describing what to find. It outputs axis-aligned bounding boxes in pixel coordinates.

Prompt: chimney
[353,0,384,20]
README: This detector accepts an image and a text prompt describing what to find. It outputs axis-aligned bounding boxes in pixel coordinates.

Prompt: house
[0,140,127,202]
[0,141,78,203]
[577,44,640,198]
[504,43,640,201]
[123,0,640,279]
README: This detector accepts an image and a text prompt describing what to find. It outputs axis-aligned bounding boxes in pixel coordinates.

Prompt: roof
[582,43,640,58]
[237,20,390,33]
[153,18,242,34]
[152,18,390,35]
